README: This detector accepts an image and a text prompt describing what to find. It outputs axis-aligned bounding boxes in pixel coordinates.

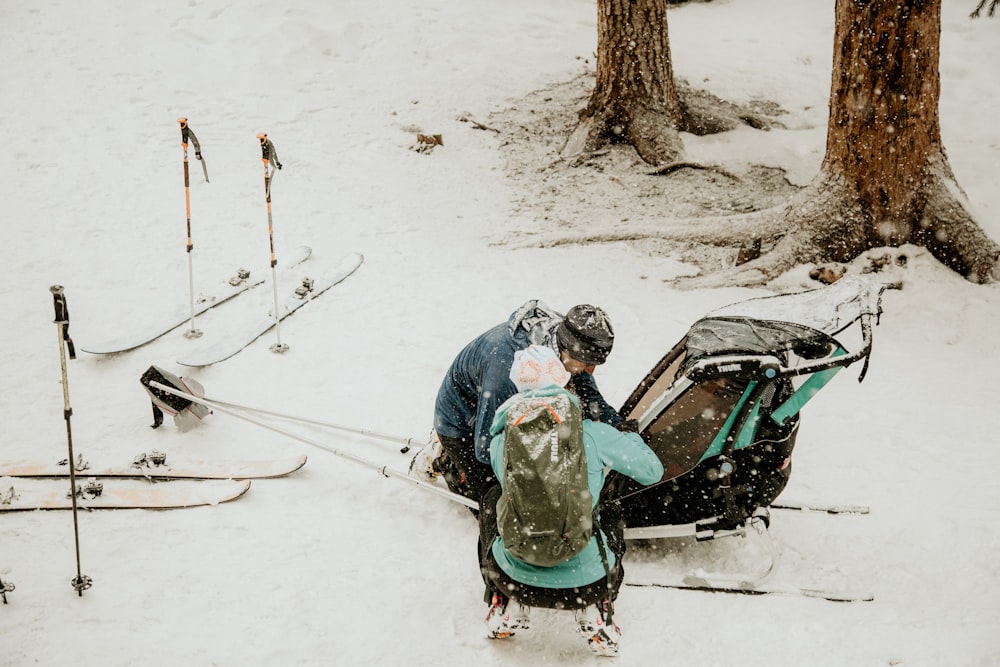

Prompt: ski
[770,501,870,515]
[0,478,250,511]
[80,245,313,355]
[176,252,364,367]
[622,502,868,541]
[625,578,872,602]
[0,452,307,480]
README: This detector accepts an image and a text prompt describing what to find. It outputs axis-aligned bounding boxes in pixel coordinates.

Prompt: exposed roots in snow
[484,74,1000,287]
[912,155,1000,283]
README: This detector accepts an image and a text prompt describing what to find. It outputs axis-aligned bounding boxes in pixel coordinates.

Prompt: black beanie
[556,305,614,365]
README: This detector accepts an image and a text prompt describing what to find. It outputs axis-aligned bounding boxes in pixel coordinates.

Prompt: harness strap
[591,507,615,627]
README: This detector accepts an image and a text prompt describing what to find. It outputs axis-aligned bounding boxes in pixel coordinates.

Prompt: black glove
[615,418,639,433]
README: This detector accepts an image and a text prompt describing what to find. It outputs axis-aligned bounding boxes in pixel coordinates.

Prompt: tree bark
[565,0,685,165]
[801,0,999,281]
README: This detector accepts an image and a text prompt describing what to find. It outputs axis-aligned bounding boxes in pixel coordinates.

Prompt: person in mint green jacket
[478,346,663,656]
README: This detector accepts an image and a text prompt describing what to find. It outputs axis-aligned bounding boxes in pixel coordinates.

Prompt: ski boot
[574,599,621,657]
[484,593,530,639]
[407,433,444,481]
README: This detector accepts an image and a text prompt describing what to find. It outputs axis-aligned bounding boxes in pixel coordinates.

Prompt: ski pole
[50,285,92,597]
[150,382,479,510]
[256,133,287,354]
[172,391,422,452]
[178,118,208,340]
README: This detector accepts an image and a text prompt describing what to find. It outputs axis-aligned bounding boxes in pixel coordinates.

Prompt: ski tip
[79,344,138,356]
[231,478,252,498]
[273,455,308,477]
[332,252,364,272]
[206,479,252,506]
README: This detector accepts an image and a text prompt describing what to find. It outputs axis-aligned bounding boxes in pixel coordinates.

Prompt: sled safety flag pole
[257,133,288,354]
[49,285,92,597]
[178,118,208,340]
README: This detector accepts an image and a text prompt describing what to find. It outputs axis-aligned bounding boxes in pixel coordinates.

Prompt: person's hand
[615,419,640,433]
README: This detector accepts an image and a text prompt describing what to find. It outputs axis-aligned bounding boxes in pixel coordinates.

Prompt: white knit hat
[509,345,570,391]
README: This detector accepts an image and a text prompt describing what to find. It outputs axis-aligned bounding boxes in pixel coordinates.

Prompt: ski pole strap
[49,285,76,360]
[178,118,209,182]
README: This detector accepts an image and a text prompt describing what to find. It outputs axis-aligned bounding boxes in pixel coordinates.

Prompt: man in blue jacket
[413,300,625,505]
[478,346,664,656]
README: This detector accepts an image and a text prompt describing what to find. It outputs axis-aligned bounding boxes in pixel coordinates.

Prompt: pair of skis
[0,452,306,511]
[80,247,364,366]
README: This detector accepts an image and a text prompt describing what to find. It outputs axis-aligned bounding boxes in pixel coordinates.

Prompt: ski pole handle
[50,284,76,360]
[50,284,69,324]
[50,288,73,413]
[257,133,282,170]
[257,133,268,164]
[177,117,189,148]
[179,118,208,181]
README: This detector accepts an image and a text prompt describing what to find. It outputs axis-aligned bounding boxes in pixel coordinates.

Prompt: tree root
[645,161,741,180]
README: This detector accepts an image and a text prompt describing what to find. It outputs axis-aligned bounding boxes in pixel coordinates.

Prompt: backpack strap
[512,401,563,427]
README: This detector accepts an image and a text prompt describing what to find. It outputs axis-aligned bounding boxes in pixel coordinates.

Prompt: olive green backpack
[497,392,594,567]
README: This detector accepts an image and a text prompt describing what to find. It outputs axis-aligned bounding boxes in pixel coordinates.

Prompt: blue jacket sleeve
[570,371,624,427]
[473,362,516,464]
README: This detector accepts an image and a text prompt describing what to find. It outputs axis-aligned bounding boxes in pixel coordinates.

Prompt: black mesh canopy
[684,317,837,369]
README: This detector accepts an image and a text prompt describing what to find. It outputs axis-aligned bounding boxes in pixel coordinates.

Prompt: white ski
[0,478,251,511]
[176,252,363,367]
[0,452,307,480]
[81,245,312,354]
[770,501,870,515]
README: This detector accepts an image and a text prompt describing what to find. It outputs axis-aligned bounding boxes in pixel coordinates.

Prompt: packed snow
[1,1,998,665]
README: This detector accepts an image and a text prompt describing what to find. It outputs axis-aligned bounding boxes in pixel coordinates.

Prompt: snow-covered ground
[1,1,998,665]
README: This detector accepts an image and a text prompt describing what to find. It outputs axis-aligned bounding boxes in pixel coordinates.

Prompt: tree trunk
[679,0,1000,285]
[565,0,685,165]
[804,0,999,280]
